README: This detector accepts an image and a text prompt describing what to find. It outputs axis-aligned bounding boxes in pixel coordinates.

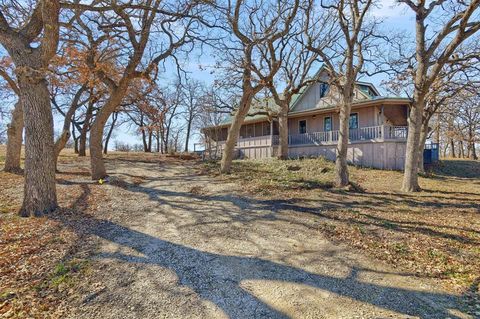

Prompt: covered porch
[203,124,408,169]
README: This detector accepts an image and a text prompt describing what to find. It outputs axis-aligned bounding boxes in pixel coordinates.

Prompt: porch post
[267,120,272,157]
[270,120,273,145]
[381,105,386,140]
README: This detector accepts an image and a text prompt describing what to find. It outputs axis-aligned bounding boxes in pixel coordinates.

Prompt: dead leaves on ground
[0,169,106,318]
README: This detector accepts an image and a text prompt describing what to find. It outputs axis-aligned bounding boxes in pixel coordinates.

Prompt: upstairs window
[299,120,307,134]
[359,84,378,97]
[319,83,329,98]
[324,116,332,131]
[349,113,359,129]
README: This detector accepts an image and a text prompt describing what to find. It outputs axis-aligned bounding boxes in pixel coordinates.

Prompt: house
[203,69,411,170]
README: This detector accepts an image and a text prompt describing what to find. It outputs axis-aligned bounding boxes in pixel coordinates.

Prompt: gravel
[64,159,472,319]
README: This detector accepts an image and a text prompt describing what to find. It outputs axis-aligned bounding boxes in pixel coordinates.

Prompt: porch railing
[272,125,408,146]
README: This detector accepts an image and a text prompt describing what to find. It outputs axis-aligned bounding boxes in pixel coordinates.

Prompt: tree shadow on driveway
[53,200,468,318]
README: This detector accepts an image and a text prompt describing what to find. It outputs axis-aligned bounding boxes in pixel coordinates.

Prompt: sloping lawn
[203,158,480,308]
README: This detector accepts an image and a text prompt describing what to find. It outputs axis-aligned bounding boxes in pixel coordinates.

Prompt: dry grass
[203,157,480,304]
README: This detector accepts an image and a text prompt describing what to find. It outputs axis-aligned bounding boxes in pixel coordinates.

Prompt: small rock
[287,165,301,171]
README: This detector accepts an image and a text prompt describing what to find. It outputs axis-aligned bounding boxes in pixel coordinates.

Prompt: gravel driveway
[63,158,471,319]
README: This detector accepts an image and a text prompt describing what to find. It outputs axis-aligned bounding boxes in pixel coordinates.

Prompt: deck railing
[271,125,408,146]
[384,126,408,140]
[212,125,408,148]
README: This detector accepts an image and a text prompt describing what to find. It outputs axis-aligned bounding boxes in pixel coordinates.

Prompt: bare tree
[0,0,61,216]
[216,0,300,173]
[123,84,157,153]
[305,0,380,187]
[197,85,230,159]
[51,84,88,169]
[449,90,480,160]
[64,0,205,179]
[181,79,204,152]
[103,111,121,154]
[160,81,184,154]
[385,35,480,172]
[257,7,319,159]
[395,0,480,191]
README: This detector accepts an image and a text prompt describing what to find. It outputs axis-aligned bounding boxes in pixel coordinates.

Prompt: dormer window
[319,83,329,98]
[358,84,378,97]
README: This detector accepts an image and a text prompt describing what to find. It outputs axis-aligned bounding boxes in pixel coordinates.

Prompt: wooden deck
[204,125,408,170]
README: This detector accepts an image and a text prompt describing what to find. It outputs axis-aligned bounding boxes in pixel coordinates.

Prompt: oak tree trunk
[184,119,192,153]
[54,131,69,171]
[416,121,429,174]
[147,130,152,152]
[103,112,117,155]
[79,101,94,156]
[142,130,148,152]
[90,118,107,179]
[402,94,424,192]
[278,109,289,160]
[4,101,23,173]
[72,125,79,154]
[220,94,253,173]
[450,139,456,158]
[471,142,477,160]
[18,71,57,216]
[90,88,125,180]
[54,90,83,170]
[335,99,352,187]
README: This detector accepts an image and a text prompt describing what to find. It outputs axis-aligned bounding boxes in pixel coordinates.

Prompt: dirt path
[63,158,471,319]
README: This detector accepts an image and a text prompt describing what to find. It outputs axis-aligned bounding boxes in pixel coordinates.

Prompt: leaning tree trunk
[90,87,126,180]
[335,99,352,188]
[4,101,23,173]
[53,87,84,170]
[17,68,58,216]
[103,112,117,155]
[220,94,254,174]
[402,94,425,192]
[277,105,289,160]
